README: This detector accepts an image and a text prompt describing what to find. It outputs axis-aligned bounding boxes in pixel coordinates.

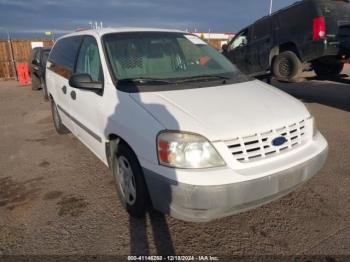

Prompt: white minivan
[46,28,328,222]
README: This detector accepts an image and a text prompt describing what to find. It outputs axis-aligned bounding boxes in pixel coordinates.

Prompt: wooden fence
[0,39,53,79]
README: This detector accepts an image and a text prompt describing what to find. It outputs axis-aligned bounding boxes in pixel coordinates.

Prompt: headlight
[157,131,226,169]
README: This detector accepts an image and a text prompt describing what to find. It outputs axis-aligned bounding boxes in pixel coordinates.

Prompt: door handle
[70,90,76,100]
[62,86,67,94]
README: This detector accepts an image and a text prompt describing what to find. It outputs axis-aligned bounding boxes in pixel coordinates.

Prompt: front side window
[75,36,102,82]
[229,30,249,50]
[42,50,50,65]
[34,49,41,63]
[103,32,249,91]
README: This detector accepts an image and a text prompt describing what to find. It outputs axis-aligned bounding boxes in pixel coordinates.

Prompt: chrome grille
[225,119,307,163]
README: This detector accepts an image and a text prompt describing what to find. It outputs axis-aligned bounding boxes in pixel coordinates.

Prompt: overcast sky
[0,0,299,38]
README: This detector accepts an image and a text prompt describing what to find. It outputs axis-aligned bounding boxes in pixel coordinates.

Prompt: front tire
[272,51,302,82]
[50,99,69,134]
[112,142,150,218]
[313,59,344,78]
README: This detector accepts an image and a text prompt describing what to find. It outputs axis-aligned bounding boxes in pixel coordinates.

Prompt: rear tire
[50,99,69,134]
[41,80,49,101]
[272,51,302,82]
[111,142,150,218]
[313,60,344,78]
[31,75,41,90]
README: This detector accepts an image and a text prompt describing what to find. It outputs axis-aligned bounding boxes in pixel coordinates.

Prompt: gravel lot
[0,69,349,258]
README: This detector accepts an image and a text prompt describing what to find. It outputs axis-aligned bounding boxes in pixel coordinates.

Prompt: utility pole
[269,0,273,14]
[208,28,211,44]
[0,28,15,80]
[1,28,17,80]
[7,29,17,80]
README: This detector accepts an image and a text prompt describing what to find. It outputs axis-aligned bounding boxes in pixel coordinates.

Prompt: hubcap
[115,156,136,205]
[279,58,293,77]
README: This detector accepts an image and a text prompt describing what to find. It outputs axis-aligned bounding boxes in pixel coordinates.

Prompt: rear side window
[49,36,83,78]
[253,19,271,40]
[278,2,312,28]
[279,5,301,26]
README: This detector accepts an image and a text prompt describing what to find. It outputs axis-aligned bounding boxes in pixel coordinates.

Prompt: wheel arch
[269,46,280,66]
[105,133,136,170]
[270,42,303,66]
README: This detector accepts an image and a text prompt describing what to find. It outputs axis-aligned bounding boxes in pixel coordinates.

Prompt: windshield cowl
[116,75,252,93]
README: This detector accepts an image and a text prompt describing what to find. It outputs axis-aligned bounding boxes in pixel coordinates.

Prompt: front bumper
[143,137,328,223]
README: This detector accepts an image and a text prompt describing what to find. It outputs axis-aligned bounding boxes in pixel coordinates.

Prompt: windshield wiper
[174,75,230,83]
[118,77,175,85]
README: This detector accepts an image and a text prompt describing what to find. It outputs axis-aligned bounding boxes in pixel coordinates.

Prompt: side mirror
[222,44,228,52]
[69,73,103,92]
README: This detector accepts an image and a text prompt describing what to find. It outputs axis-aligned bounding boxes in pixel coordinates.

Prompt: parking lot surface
[0,70,350,257]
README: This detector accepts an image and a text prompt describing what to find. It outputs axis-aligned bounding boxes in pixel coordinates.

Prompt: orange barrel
[16,63,25,85]
[16,63,31,85]
[23,63,31,85]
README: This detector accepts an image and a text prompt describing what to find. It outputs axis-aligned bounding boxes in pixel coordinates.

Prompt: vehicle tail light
[313,16,326,40]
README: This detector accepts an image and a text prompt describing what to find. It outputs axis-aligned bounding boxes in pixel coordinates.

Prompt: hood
[130,80,310,141]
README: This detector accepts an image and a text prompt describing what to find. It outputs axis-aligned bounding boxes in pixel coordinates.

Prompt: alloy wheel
[279,58,293,77]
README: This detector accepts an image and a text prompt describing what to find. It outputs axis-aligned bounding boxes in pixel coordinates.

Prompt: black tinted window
[253,19,270,40]
[31,48,39,61]
[34,49,41,62]
[278,2,311,29]
[49,36,83,70]
[42,50,50,65]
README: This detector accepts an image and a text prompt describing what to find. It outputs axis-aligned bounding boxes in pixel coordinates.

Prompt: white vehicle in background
[46,28,328,222]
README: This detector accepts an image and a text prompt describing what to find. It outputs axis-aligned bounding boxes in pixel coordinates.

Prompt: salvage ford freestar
[46,28,328,222]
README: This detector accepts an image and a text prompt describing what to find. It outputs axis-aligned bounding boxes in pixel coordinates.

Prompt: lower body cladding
[143,136,328,222]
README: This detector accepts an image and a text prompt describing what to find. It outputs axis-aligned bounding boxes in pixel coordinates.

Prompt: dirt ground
[0,69,350,259]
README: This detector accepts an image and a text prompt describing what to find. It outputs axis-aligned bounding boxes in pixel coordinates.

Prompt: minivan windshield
[103,32,250,90]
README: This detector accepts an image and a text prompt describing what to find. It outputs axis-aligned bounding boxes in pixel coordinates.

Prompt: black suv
[29,47,51,100]
[223,0,350,81]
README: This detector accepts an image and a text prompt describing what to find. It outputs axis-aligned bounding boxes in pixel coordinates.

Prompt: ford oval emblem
[272,136,287,147]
